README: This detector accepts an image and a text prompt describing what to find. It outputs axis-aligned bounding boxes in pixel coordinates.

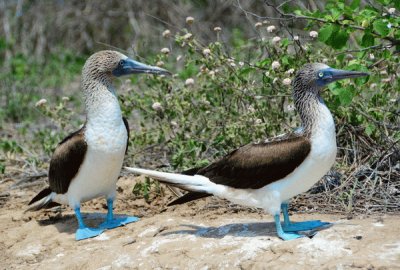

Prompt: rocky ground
[1,175,399,270]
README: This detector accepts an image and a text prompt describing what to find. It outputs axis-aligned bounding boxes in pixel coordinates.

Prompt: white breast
[61,97,128,208]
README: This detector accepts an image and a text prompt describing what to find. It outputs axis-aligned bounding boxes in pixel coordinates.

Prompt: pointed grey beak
[329,68,369,81]
[321,68,369,85]
[112,58,171,77]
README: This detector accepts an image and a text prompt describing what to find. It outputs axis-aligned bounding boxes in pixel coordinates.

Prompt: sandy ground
[0,176,399,270]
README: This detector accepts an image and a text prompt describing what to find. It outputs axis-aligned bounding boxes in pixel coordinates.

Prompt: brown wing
[168,135,311,206]
[197,136,311,189]
[48,127,87,194]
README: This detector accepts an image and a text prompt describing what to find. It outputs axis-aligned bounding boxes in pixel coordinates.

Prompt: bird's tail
[124,167,217,194]
[25,188,58,212]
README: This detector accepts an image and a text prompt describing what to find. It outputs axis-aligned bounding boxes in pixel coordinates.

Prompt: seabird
[27,50,170,240]
[125,63,368,240]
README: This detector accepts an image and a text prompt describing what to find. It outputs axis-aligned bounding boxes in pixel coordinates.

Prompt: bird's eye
[318,72,324,78]
[118,60,124,67]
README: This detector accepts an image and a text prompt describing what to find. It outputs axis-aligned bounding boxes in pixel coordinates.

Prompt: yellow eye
[318,72,324,78]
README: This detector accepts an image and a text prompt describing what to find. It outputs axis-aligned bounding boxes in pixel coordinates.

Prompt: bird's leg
[281,203,331,232]
[99,198,139,230]
[274,214,303,240]
[74,207,104,240]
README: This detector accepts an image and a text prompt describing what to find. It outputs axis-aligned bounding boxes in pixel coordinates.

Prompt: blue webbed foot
[76,227,104,241]
[274,214,304,241]
[278,230,304,241]
[283,220,332,232]
[99,216,140,230]
[74,207,104,241]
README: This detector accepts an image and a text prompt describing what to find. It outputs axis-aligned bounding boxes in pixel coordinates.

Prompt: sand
[1,176,399,270]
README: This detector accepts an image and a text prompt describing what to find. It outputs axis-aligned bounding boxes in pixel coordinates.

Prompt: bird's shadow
[161,222,323,239]
[162,222,277,239]
[37,212,128,235]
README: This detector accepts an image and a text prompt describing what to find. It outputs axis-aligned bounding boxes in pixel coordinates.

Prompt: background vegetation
[1,0,399,213]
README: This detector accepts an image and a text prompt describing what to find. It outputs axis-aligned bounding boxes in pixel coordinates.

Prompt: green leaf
[394,0,400,9]
[335,87,354,106]
[373,20,390,36]
[350,0,361,9]
[319,24,334,42]
[361,32,375,47]
[365,123,375,136]
[239,67,255,76]
[331,30,349,49]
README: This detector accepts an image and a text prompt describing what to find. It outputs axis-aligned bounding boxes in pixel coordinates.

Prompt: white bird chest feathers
[65,96,128,207]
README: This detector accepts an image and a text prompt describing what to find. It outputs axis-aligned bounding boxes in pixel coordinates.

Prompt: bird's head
[293,63,369,91]
[82,50,170,79]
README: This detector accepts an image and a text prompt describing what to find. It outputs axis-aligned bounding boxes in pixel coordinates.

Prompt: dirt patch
[0,176,399,269]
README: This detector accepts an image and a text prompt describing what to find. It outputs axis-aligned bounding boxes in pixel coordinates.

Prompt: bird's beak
[325,68,369,83]
[112,58,171,77]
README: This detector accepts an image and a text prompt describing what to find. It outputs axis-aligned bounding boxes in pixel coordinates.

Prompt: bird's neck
[293,88,334,137]
[82,76,123,128]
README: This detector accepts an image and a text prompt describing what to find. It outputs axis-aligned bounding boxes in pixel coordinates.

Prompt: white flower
[248,105,256,113]
[264,71,270,77]
[388,8,396,14]
[208,70,215,76]
[271,61,280,70]
[369,53,375,60]
[230,62,236,67]
[202,48,211,56]
[370,83,377,89]
[282,78,292,85]
[186,16,194,24]
[213,26,222,32]
[255,22,263,28]
[160,48,170,54]
[286,104,295,112]
[170,121,179,128]
[238,61,244,67]
[202,100,210,106]
[156,61,164,67]
[185,78,194,86]
[255,119,263,125]
[387,23,392,29]
[267,25,276,32]
[293,35,299,41]
[152,102,163,111]
[176,55,182,61]
[286,68,295,75]
[35,98,47,107]
[183,33,193,40]
[309,31,318,38]
[262,20,269,25]
[273,78,279,84]
[61,96,70,102]
[272,36,281,43]
[162,29,171,38]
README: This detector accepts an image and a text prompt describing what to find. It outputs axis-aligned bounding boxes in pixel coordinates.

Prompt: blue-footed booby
[125,63,368,240]
[27,50,170,240]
